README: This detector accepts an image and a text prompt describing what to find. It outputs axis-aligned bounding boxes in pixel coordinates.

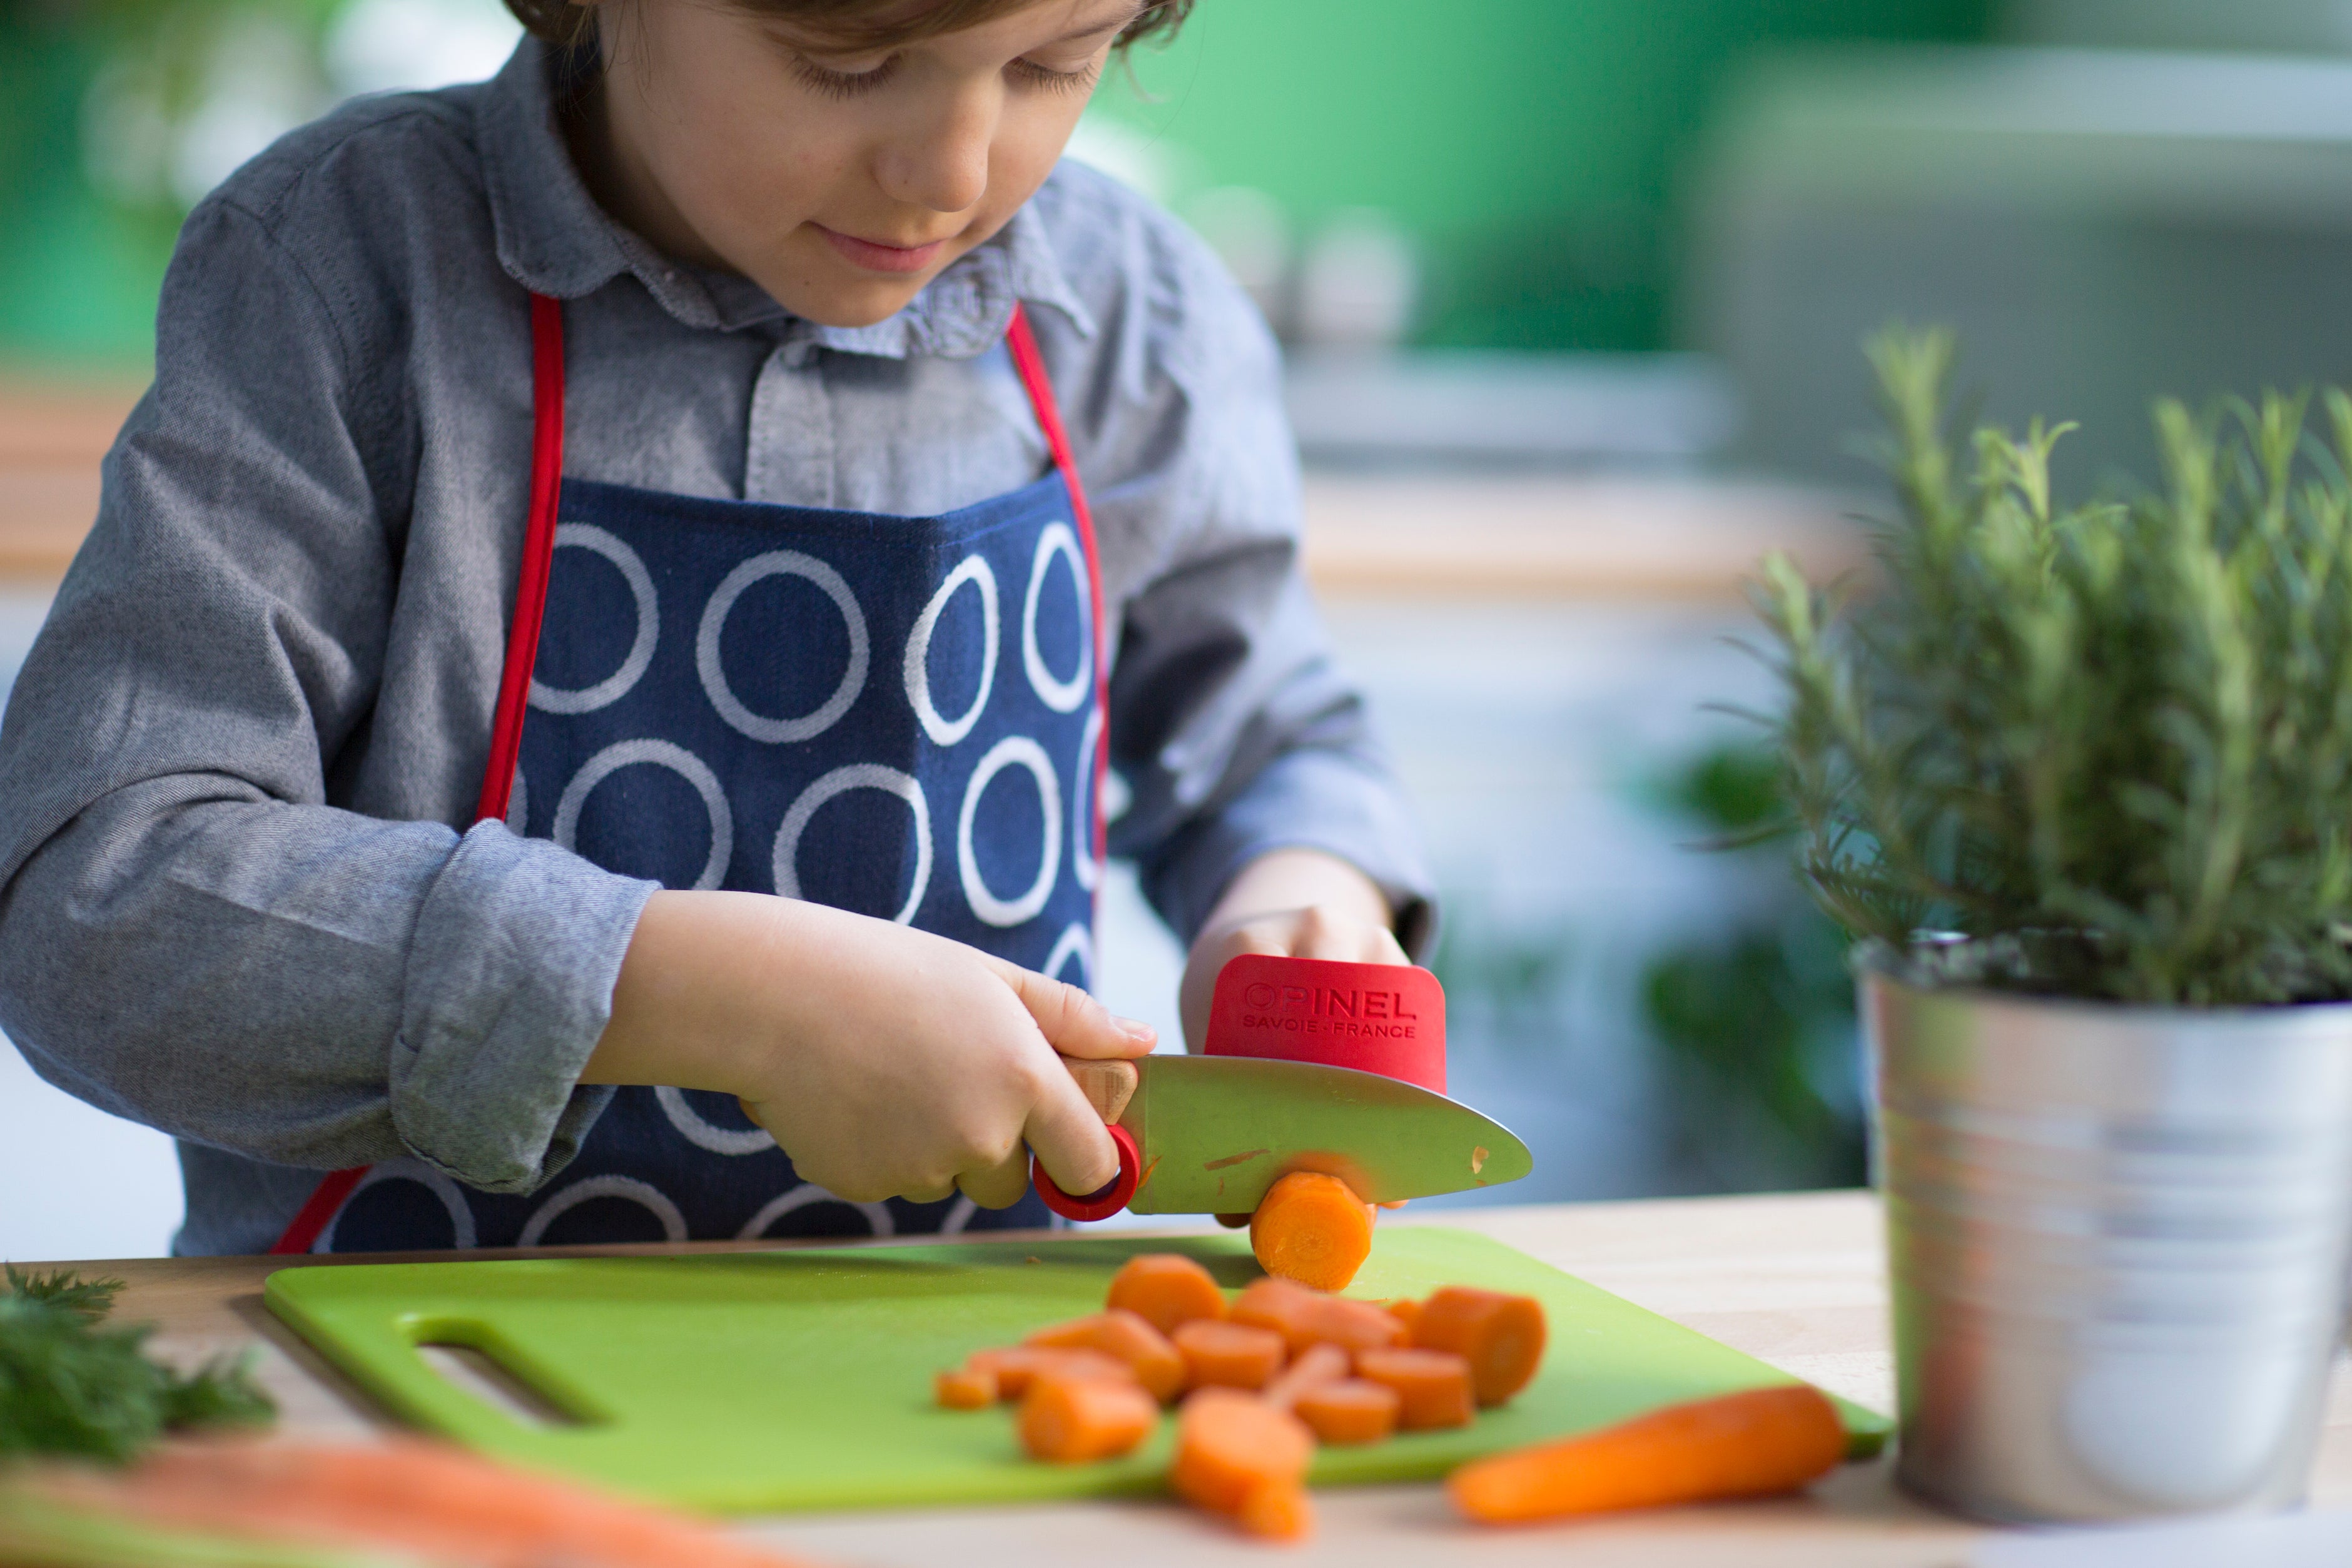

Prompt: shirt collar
[474,37,1095,358]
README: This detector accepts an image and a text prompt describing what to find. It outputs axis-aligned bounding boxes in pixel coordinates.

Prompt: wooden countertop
[66,1190,2352,1565]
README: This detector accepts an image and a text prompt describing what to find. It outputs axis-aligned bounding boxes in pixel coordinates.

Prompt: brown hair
[503,0,1191,54]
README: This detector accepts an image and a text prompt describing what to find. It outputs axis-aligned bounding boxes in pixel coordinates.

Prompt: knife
[1028,1052,1533,1220]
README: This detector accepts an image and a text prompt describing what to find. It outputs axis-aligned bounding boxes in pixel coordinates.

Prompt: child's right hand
[582,891,1155,1209]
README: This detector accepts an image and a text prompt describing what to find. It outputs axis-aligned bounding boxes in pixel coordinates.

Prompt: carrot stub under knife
[1018,1373,1162,1463]
[1173,1320,1287,1393]
[1409,1287,1548,1406]
[1293,1379,1401,1445]
[1024,1310,1187,1404]
[1354,1348,1474,1430]
[1249,1171,1375,1291]
[1172,1388,1317,1539]
[1107,1254,1228,1336]
[1449,1384,1848,1524]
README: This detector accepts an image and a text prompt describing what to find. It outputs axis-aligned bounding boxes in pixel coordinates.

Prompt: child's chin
[769,270,936,329]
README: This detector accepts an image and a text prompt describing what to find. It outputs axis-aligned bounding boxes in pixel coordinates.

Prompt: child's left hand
[1178,848,1409,1053]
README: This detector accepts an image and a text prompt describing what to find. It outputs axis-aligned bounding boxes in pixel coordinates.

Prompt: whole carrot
[25,1438,826,1568]
[1449,1385,1847,1525]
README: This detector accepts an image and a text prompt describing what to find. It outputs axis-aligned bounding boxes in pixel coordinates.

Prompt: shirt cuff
[388,822,656,1193]
[1140,747,1439,961]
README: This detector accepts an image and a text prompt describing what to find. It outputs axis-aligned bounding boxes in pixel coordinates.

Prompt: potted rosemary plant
[1756,330,2352,1523]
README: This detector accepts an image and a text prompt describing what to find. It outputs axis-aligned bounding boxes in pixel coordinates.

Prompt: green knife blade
[1117,1055,1533,1215]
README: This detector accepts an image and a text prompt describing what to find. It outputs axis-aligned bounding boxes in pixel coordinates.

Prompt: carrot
[1105,1255,1227,1336]
[1024,1310,1186,1404]
[1249,1172,1374,1291]
[1230,1278,1403,1358]
[968,1346,1134,1402]
[1260,1342,1349,1412]
[1354,1348,1474,1430]
[1235,1481,1315,1542]
[1018,1373,1161,1464]
[934,1365,996,1409]
[1170,1388,1315,1529]
[1292,1380,1400,1445]
[1229,1277,1321,1347]
[1449,1384,1848,1524]
[1410,1287,1547,1407]
[1384,1297,1422,1338]
[1172,1320,1287,1393]
[26,1438,821,1568]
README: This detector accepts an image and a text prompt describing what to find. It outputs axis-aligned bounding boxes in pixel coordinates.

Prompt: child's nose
[873,88,996,214]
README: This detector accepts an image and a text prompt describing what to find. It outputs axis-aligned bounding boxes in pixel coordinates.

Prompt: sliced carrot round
[1249,1171,1374,1291]
[1023,1310,1186,1404]
[1294,1379,1401,1445]
[934,1366,996,1409]
[1411,1287,1547,1407]
[1354,1347,1474,1431]
[1173,1319,1286,1393]
[1018,1374,1161,1464]
[1235,1480,1316,1542]
[1107,1253,1227,1335]
[1171,1388,1315,1518]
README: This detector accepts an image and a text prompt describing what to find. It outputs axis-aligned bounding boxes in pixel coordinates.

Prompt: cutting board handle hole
[415,1339,587,1429]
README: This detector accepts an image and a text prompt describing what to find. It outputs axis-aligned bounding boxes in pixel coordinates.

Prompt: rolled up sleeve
[0,195,649,1191]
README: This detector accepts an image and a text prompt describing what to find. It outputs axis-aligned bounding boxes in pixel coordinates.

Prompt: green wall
[1092,0,1994,350]
[0,0,1993,366]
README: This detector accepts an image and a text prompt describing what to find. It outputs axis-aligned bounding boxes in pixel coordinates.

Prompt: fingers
[956,1146,1032,1210]
[1289,905,1409,964]
[984,955,1156,1060]
[1021,1061,1123,1198]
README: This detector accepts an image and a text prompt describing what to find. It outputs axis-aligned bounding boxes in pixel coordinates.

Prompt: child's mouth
[815,225,950,275]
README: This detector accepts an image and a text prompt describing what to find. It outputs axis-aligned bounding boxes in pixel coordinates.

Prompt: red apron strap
[474,291,569,825]
[270,293,569,1258]
[1003,305,1110,873]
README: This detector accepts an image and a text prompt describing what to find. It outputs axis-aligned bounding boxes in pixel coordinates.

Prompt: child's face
[583,0,1139,328]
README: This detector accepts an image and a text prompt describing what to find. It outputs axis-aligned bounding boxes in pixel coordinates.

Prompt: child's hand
[585,893,1156,1209]
[1179,849,1407,1053]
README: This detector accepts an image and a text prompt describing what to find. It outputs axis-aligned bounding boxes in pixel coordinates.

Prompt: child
[0,0,1431,1255]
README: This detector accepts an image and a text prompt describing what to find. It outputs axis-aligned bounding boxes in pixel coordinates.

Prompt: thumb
[985,956,1156,1061]
[1022,1055,1124,1197]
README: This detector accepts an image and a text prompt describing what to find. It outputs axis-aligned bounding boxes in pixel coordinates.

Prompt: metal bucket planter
[1863,953,2352,1522]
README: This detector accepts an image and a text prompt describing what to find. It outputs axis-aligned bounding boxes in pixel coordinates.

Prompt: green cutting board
[265,1227,1887,1513]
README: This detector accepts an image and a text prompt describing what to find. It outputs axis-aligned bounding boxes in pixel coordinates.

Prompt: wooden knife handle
[1063,1057,1138,1125]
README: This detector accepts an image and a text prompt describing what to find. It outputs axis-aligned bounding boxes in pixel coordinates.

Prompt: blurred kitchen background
[9,0,2352,1257]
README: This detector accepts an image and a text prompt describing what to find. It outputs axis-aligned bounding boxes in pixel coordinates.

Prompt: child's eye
[790,53,903,100]
[1009,56,1102,96]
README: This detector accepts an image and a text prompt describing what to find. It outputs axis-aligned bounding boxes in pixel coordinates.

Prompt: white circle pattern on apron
[1072,704,1103,893]
[738,1184,896,1240]
[528,524,659,714]
[1043,920,1093,991]
[653,1085,776,1156]
[773,764,932,924]
[697,550,869,744]
[958,735,1062,927]
[518,1174,688,1247]
[552,738,734,891]
[315,1160,477,1253]
[1023,522,1092,714]
[904,553,999,747]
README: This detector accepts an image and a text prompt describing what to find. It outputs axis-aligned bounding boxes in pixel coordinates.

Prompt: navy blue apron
[274,294,1109,1252]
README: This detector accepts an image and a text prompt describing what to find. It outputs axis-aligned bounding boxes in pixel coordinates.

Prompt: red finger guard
[1206,954,1446,1093]
[1033,1122,1142,1222]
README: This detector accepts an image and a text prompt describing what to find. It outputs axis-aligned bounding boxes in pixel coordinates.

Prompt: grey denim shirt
[0,40,1431,1256]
